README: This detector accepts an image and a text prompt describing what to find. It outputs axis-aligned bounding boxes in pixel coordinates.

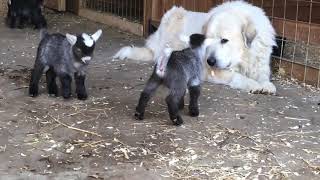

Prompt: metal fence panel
[81,0,144,23]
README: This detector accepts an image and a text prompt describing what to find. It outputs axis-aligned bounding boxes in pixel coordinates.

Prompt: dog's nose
[207,57,217,66]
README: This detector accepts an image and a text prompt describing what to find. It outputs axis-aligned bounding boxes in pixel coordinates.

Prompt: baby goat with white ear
[29,29,102,100]
[135,34,213,126]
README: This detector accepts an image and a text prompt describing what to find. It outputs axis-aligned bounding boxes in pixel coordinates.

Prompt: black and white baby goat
[29,29,102,100]
[135,34,212,126]
[6,0,47,29]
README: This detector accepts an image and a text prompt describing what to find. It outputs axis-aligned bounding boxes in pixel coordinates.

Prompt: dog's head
[203,12,257,69]
[66,29,102,64]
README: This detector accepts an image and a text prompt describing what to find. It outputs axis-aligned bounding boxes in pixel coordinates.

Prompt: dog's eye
[221,39,229,44]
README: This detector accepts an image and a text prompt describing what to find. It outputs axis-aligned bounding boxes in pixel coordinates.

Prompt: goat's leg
[188,85,201,117]
[135,73,161,120]
[59,73,72,99]
[74,73,87,100]
[46,68,58,97]
[178,91,185,110]
[29,64,44,97]
[166,88,186,126]
[9,13,16,28]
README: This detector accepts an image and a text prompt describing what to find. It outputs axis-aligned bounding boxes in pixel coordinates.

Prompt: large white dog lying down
[114,1,277,94]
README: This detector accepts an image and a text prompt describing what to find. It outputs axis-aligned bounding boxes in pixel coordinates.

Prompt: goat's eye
[221,39,229,44]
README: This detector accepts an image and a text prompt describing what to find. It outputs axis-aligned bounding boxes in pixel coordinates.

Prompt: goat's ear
[66,33,77,45]
[92,29,102,42]
[242,19,257,48]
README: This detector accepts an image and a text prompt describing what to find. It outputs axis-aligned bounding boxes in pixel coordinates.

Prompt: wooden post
[44,0,66,11]
[143,0,153,37]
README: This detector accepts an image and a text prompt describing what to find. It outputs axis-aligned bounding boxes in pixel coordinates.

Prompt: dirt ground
[0,11,319,180]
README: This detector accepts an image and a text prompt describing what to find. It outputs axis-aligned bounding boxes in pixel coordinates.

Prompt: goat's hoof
[49,94,58,97]
[172,116,183,126]
[62,94,72,99]
[77,93,88,100]
[189,107,199,117]
[29,93,38,97]
[134,111,144,120]
[29,88,39,97]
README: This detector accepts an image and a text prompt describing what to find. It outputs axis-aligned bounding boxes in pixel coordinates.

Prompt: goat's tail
[40,28,48,40]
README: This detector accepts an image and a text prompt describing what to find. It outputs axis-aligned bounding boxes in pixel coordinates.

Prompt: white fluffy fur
[113,1,277,94]
[204,1,277,94]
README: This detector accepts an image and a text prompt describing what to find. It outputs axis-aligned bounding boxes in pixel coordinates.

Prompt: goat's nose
[207,57,216,66]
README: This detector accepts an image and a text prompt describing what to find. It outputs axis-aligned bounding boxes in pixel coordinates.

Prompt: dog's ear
[190,34,206,48]
[242,19,257,48]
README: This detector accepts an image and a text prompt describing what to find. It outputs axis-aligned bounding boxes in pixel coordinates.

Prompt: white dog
[113,1,277,94]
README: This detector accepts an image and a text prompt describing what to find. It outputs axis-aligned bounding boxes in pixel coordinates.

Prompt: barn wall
[150,0,222,22]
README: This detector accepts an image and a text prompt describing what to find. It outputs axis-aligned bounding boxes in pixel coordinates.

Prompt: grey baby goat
[135,34,213,126]
[29,29,102,100]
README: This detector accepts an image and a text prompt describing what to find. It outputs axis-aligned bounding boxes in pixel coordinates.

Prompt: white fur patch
[81,56,92,63]
[8,0,11,5]
[155,45,172,77]
[43,66,49,73]
[82,33,94,47]
[73,62,82,69]
[203,38,214,47]
[179,35,190,44]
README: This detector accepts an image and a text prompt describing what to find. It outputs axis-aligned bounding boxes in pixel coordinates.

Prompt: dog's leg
[188,85,200,117]
[46,68,58,97]
[29,64,44,97]
[229,72,276,94]
[74,73,87,100]
[256,66,276,94]
[207,69,275,94]
[59,73,72,99]
[135,73,161,120]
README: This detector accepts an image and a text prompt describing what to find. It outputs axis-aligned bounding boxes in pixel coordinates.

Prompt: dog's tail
[113,46,154,61]
[40,28,48,40]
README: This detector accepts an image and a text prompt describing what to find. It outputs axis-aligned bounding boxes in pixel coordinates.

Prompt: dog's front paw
[249,82,276,95]
[260,82,276,95]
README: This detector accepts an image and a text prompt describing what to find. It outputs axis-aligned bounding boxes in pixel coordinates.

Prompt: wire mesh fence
[81,0,144,23]
[247,0,320,87]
